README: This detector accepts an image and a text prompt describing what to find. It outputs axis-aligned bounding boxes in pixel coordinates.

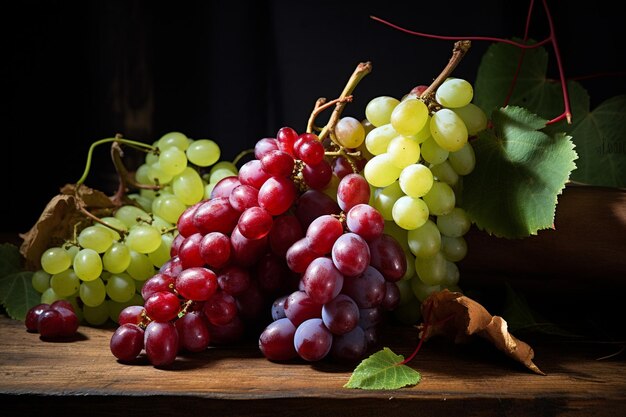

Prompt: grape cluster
[361,78,487,323]
[109,126,405,366]
[259,172,405,363]
[31,132,226,326]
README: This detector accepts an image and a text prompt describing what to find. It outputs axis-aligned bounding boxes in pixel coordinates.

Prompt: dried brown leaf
[419,289,545,375]
[19,184,116,270]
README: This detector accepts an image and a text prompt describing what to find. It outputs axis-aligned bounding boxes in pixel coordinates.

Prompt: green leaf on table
[0,243,22,278]
[568,95,626,188]
[0,271,37,321]
[474,40,625,187]
[460,106,578,238]
[344,347,421,390]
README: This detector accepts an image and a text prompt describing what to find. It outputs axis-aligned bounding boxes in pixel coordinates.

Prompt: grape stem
[306,96,354,134]
[109,140,160,207]
[75,136,154,186]
[317,62,372,142]
[418,40,472,110]
[398,300,456,366]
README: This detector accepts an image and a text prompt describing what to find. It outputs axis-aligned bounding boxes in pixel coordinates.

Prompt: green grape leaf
[0,243,22,278]
[0,271,37,321]
[460,106,578,238]
[474,41,625,187]
[0,243,39,321]
[568,96,626,187]
[344,347,421,390]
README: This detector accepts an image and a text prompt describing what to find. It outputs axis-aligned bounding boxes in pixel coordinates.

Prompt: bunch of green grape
[129,132,237,223]
[31,131,234,326]
[360,78,487,323]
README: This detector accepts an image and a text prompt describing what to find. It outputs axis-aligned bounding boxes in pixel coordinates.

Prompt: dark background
[5,0,625,235]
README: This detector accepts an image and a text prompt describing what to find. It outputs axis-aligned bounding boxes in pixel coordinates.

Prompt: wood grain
[1,315,624,416]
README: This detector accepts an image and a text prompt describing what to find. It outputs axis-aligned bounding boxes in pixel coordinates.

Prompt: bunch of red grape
[109,126,405,367]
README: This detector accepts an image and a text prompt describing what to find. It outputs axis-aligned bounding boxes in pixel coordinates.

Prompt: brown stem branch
[318,62,372,142]
[419,40,472,109]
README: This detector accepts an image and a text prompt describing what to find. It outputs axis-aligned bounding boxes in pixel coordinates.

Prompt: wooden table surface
[1,314,624,417]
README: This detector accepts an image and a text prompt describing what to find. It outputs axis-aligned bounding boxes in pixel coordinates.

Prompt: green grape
[407,220,441,259]
[390,98,429,136]
[209,168,237,184]
[365,124,397,156]
[448,143,476,175]
[135,163,153,185]
[383,220,411,254]
[158,131,189,151]
[452,103,487,136]
[392,196,429,230]
[79,278,106,307]
[356,133,374,161]
[437,207,471,237]
[64,244,80,262]
[415,251,447,286]
[373,181,403,220]
[31,269,51,293]
[151,216,173,233]
[149,162,175,184]
[185,139,220,167]
[106,273,136,303]
[103,242,132,273]
[147,233,174,268]
[158,146,188,176]
[398,163,433,198]
[435,78,473,108]
[172,166,204,205]
[321,174,340,203]
[395,278,416,306]
[40,287,64,305]
[114,205,151,228]
[387,135,420,169]
[83,302,110,326]
[441,261,460,288]
[401,250,416,281]
[429,161,459,187]
[422,181,455,216]
[152,194,187,224]
[50,269,80,297]
[145,149,159,166]
[365,96,399,127]
[430,108,468,152]
[139,188,159,200]
[73,248,103,281]
[95,216,128,241]
[413,116,432,143]
[209,160,238,176]
[441,236,467,262]
[77,225,114,253]
[125,224,162,254]
[204,182,217,199]
[126,194,153,214]
[335,116,366,149]
[40,247,72,275]
[126,250,155,281]
[410,277,441,302]
[363,153,402,188]
[107,293,144,323]
[420,137,449,165]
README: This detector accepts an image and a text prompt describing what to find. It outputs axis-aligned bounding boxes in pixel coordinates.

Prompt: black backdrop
[6,0,625,234]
